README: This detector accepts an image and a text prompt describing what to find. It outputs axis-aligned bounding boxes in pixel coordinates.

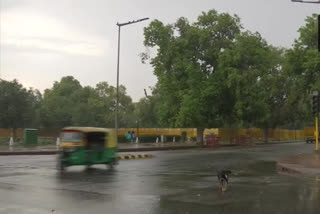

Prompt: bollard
[9,137,14,151]
[173,136,175,143]
[156,137,159,144]
[9,137,14,146]
[161,135,164,143]
[135,137,139,144]
[56,137,60,149]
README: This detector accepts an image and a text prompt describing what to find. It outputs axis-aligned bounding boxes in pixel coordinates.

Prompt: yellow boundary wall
[117,127,313,141]
[0,127,314,140]
[118,128,196,137]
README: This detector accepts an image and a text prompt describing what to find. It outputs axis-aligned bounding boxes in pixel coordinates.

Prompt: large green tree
[93,82,135,127]
[134,88,161,128]
[283,14,320,128]
[40,76,83,128]
[217,32,289,140]
[39,76,135,128]
[0,79,40,137]
[142,10,242,143]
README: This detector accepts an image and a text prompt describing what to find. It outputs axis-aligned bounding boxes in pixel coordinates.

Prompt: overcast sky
[0,0,319,101]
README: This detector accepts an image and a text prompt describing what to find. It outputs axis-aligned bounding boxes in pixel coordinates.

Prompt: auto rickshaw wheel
[85,163,93,171]
[56,154,66,172]
[57,161,66,172]
[107,158,117,169]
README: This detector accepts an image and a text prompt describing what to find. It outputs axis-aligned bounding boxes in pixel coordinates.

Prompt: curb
[0,146,200,156]
[118,154,153,160]
[0,150,58,156]
[255,141,304,146]
[276,162,301,175]
[0,142,305,156]
[119,145,199,152]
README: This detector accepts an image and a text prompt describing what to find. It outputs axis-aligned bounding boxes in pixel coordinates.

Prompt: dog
[216,170,232,192]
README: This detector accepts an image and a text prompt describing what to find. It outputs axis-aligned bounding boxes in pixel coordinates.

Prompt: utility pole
[291,0,320,3]
[312,90,319,151]
[318,14,320,52]
[115,18,149,143]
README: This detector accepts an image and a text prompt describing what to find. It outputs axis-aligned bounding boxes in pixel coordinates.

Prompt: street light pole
[291,0,320,3]
[115,25,121,140]
[115,17,149,142]
[313,90,319,152]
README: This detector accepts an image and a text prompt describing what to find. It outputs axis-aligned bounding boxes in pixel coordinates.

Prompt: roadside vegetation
[0,11,318,143]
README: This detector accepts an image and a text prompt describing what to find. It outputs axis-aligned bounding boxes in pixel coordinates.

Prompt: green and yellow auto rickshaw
[57,127,118,171]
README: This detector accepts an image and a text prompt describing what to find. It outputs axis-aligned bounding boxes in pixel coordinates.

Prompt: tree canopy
[283,14,320,128]
[39,76,135,128]
[0,11,318,143]
[0,79,41,136]
[142,10,243,141]
[142,10,319,142]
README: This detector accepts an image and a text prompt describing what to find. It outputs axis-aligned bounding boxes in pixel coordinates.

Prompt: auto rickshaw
[57,127,118,171]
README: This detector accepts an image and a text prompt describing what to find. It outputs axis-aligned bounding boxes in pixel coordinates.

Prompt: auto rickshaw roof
[62,127,115,133]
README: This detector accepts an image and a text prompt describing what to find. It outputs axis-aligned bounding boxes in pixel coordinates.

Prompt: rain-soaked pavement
[0,143,319,214]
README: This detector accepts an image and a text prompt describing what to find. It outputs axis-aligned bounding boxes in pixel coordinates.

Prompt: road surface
[0,143,319,214]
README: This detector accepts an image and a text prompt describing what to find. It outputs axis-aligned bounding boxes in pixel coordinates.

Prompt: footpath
[0,140,303,156]
[0,142,199,155]
[277,152,320,176]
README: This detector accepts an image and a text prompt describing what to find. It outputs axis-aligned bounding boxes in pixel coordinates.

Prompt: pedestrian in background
[125,131,131,142]
[132,131,135,141]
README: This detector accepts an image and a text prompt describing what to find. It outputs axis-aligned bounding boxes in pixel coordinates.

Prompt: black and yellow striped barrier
[118,154,153,160]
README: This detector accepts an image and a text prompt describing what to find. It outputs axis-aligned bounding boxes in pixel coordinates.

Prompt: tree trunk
[196,128,205,146]
[263,128,268,143]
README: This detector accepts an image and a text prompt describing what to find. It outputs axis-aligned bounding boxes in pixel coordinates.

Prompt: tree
[39,76,135,128]
[93,82,135,127]
[0,79,40,138]
[39,76,83,128]
[142,10,241,143]
[217,32,288,141]
[28,88,42,128]
[134,90,160,128]
[283,14,320,128]
[70,85,101,127]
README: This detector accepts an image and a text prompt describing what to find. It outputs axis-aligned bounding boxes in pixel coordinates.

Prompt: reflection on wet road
[0,143,319,214]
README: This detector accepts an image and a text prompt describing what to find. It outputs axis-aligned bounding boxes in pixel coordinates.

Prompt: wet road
[0,143,319,214]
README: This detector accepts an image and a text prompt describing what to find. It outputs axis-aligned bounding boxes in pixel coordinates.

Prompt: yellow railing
[0,127,314,140]
[117,128,196,137]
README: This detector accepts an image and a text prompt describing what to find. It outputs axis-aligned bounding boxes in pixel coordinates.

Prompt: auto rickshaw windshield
[60,131,83,142]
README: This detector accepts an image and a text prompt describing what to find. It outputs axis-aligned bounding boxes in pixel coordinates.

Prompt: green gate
[24,129,38,145]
